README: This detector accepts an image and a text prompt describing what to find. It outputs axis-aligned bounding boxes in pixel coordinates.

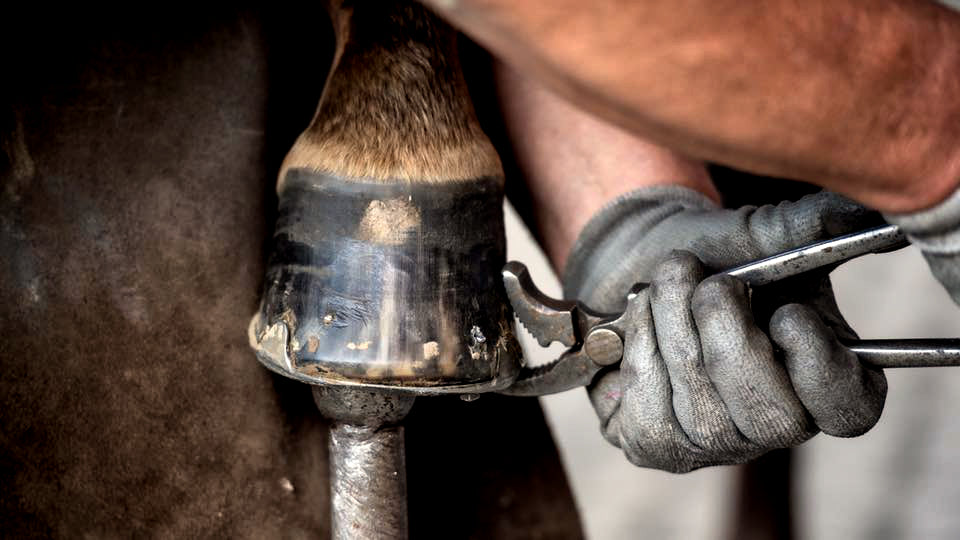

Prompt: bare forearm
[424,0,960,213]
[494,62,716,272]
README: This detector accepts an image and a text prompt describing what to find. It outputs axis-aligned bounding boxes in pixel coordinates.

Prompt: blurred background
[504,201,960,539]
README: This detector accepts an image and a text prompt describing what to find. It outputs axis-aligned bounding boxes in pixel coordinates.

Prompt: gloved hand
[884,187,960,306]
[563,186,888,473]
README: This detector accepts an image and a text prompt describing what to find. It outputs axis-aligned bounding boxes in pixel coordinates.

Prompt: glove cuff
[884,184,960,255]
[562,185,718,310]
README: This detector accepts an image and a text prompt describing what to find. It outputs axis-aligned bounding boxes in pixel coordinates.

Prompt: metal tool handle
[848,339,960,368]
[723,226,960,368]
[725,224,908,287]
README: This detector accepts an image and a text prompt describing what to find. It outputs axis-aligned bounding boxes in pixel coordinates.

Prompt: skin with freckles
[459,1,960,310]
[425,0,960,213]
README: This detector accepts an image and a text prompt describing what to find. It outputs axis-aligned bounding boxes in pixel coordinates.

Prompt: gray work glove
[884,186,960,305]
[564,186,888,473]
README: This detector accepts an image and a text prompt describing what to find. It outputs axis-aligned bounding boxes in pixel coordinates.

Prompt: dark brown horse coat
[0,5,582,538]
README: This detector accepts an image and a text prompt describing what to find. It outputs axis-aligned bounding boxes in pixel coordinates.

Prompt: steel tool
[501,224,960,396]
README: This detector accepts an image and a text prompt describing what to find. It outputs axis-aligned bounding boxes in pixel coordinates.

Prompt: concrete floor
[504,203,960,539]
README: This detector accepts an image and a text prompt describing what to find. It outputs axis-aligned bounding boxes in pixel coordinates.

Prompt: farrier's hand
[563,187,888,472]
[885,187,960,306]
[590,251,886,472]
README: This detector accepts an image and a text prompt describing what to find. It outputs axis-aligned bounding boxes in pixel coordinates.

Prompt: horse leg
[249,1,527,537]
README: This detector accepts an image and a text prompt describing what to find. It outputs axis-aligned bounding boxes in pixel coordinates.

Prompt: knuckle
[773,303,818,328]
[748,409,814,447]
[624,445,693,474]
[657,250,700,278]
[662,459,700,474]
[619,419,689,469]
[692,275,741,307]
[685,423,738,453]
[650,252,701,294]
[771,302,805,323]
[769,304,811,343]
[670,339,701,367]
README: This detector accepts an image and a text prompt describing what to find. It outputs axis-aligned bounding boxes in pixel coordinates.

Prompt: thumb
[745,191,885,255]
[685,191,884,270]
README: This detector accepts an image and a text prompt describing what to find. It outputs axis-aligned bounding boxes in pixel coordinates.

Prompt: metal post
[314,387,416,540]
